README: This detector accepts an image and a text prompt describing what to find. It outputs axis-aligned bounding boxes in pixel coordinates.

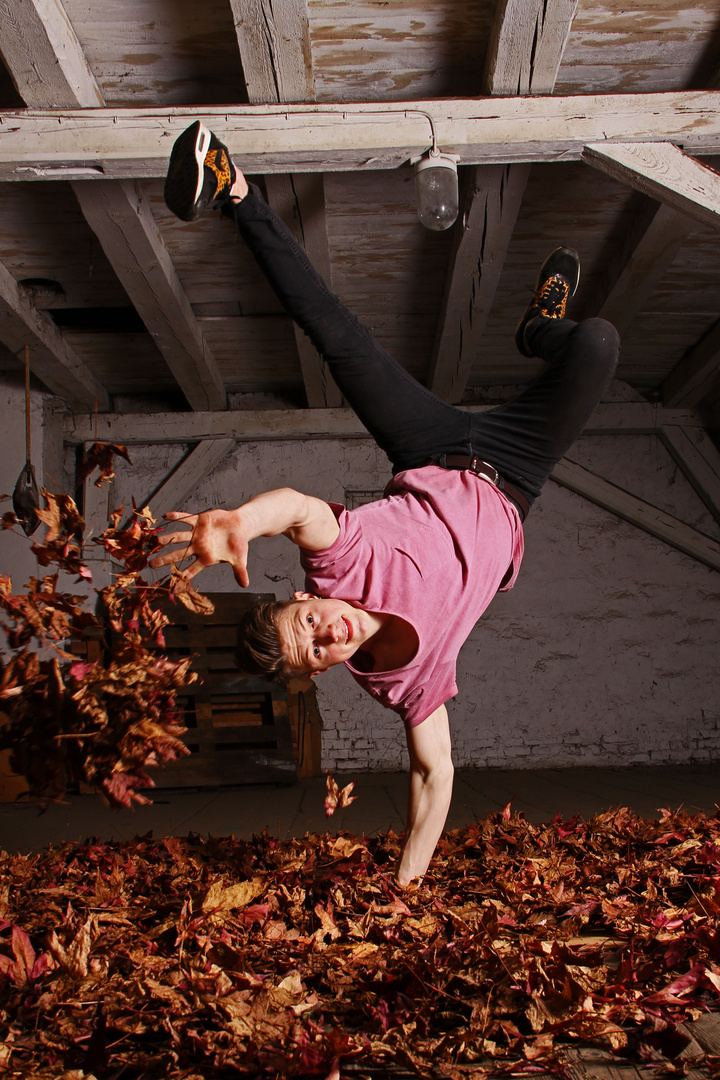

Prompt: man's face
[276,593,376,675]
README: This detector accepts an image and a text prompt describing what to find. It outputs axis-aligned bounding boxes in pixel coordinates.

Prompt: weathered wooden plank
[2,94,720,180]
[0,0,103,108]
[72,179,226,411]
[265,173,342,408]
[584,201,694,334]
[0,0,223,413]
[429,163,530,402]
[0,258,110,409]
[142,439,236,519]
[583,142,720,232]
[230,0,314,104]
[233,0,339,409]
[63,401,704,445]
[662,317,720,408]
[660,424,720,525]
[483,0,578,96]
[550,458,720,571]
[430,0,576,402]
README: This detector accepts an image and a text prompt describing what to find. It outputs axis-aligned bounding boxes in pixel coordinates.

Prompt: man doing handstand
[152,122,620,885]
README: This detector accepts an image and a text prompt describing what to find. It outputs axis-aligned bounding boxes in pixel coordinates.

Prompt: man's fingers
[233,566,250,588]
[154,530,193,548]
[149,545,192,568]
[164,511,198,524]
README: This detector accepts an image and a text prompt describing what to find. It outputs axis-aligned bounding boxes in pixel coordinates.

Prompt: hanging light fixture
[411,113,460,231]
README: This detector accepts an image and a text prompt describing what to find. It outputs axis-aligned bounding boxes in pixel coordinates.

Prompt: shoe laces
[535,274,569,318]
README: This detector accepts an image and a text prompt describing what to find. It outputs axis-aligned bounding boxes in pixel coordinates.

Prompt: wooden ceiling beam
[230,0,314,104]
[232,0,341,408]
[659,424,720,525]
[72,180,226,411]
[582,201,694,334]
[583,142,720,232]
[0,0,224,411]
[429,0,578,402]
[0,0,103,108]
[0,258,110,410]
[63,401,704,445]
[141,439,237,520]
[662,318,720,408]
[264,174,342,408]
[483,0,578,95]
[2,93,720,181]
[550,458,720,572]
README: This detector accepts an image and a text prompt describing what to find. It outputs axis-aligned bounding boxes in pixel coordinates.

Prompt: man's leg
[469,315,619,508]
[226,186,472,473]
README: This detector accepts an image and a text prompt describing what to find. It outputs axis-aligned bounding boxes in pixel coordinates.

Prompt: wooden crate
[152,592,297,788]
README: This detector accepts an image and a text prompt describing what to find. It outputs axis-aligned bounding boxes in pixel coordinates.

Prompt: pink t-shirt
[300,465,524,727]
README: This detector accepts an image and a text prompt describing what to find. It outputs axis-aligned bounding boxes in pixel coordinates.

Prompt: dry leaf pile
[1,805,720,1078]
[0,445,213,807]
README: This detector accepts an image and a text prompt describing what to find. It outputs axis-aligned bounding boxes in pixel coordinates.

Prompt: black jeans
[227,187,619,513]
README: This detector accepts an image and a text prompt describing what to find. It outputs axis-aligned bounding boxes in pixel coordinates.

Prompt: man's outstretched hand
[150,508,250,587]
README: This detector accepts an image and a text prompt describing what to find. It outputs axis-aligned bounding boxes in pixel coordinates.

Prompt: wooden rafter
[2,94,720,181]
[141,440,237,520]
[429,0,578,402]
[582,200,694,334]
[0,258,109,410]
[73,181,226,411]
[483,0,578,95]
[264,174,342,408]
[232,0,341,408]
[229,0,314,104]
[0,0,103,108]
[550,458,720,572]
[0,0,225,412]
[583,142,720,232]
[662,318,720,408]
[63,401,704,446]
[660,425,720,525]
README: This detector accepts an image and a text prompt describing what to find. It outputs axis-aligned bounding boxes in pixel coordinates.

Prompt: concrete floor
[0,763,717,854]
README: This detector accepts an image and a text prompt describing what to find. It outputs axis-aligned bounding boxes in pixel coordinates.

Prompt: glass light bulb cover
[414,152,459,231]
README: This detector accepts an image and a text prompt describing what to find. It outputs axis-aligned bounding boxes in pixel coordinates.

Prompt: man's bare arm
[397,704,454,886]
[150,488,340,586]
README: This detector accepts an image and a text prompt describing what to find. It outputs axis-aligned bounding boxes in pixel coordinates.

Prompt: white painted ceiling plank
[229,0,314,104]
[143,439,237,520]
[0,0,224,412]
[662,318,720,408]
[3,94,720,180]
[583,201,694,334]
[0,259,110,410]
[63,401,704,446]
[72,180,226,411]
[583,142,720,232]
[660,425,720,525]
[550,457,720,572]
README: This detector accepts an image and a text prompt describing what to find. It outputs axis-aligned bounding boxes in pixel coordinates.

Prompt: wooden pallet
[153,592,297,788]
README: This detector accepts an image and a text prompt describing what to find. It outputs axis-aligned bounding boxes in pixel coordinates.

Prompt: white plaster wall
[110,429,720,772]
[0,375,48,609]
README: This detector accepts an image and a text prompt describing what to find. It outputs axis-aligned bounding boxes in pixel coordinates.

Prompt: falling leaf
[324,771,357,817]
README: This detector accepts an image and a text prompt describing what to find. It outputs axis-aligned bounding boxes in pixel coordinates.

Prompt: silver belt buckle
[471,457,500,486]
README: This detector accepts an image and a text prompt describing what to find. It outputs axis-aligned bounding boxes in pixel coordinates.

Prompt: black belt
[425,454,529,521]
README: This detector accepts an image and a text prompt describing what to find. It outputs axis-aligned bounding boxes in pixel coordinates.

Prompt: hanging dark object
[12,346,41,536]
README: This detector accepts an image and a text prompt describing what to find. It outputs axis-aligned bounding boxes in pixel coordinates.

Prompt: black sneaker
[515,246,580,357]
[164,121,236,222]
